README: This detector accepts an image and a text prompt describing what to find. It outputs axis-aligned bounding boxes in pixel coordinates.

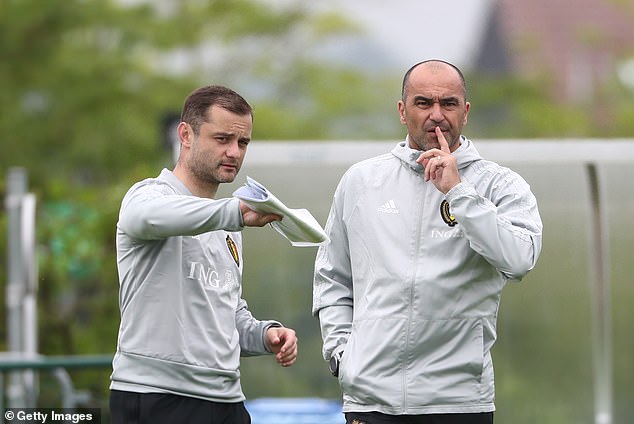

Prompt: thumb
[269,329,281,345]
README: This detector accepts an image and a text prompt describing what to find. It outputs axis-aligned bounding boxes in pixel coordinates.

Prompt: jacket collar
[159,168,193,195]
[391,135,482,174]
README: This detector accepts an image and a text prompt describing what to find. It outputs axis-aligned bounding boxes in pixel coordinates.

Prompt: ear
[463,101,470,125]
[397,100,407,125]
[177,122,192,148]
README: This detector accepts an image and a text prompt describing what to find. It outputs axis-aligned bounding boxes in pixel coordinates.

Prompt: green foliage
[466,71,634,138]
[0,0,322,186]
[252,62,400,140]
[36,180,122,355]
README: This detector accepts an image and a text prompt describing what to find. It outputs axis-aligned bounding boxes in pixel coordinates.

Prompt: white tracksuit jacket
[313,137,543,414]
[110,169,280,402]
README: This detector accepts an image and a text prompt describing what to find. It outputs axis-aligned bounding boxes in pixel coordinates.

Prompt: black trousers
[345,411,494,424]
[109,390,251,424]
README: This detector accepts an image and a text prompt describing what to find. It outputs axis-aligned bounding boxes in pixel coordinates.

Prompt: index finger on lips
[435,127,451,154]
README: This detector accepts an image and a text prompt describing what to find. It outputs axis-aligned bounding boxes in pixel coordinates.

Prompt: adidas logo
[377,199,399,214]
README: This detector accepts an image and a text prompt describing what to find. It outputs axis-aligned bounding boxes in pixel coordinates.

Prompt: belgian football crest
[226,235,240,266]
[440,200,457,227]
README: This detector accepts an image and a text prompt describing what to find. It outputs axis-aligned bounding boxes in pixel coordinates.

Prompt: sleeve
[446,170,543,281]
[118,182,244,240]
[235,298,282,356]
[312,177,354,361]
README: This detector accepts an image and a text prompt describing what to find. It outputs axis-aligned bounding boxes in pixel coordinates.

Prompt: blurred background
[1,0,633,423]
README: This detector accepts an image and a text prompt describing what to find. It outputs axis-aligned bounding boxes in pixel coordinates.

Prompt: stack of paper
[232,177,329,247]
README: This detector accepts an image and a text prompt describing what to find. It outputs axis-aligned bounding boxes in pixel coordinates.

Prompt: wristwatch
[329,350,343,377]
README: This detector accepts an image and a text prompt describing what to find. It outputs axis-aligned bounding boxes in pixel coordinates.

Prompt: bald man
[313,60,543,424]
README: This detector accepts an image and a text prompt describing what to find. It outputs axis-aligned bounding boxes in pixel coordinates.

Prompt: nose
[429,102,444,122]
[225,140,241,158]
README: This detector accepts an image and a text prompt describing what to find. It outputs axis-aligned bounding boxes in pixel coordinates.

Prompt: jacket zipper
[402,176,426,411]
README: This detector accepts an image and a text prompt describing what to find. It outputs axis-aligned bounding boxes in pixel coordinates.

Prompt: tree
[0,0,370,185]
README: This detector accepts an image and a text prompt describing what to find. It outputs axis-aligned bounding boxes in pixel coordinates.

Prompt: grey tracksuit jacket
[313,137,543,414]
[110,169,279,402]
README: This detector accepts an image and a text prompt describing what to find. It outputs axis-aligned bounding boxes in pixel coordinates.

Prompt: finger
[267,329,281,345]
[278,349,297,366]
[273,329,295,348]
[417,148,440,164]
[268,213,282,223]
[430,161,443,180]
[279,335,296,353]
[435,126,451,154]
[283,356,297,367]
[428,155,445,182]
[416,152,432,165]
[277,349,295,362]
[424,157,437,182]
[260,213,280,225]
[279,357,296,367]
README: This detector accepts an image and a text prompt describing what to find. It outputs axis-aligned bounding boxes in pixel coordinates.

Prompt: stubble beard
[412,130,459,152]
[411,133,440,152]
[189,154,240,186]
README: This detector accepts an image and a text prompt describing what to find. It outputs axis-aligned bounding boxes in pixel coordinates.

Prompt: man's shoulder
[465,158,532,196]
[347,152,396,173]
[469,157,521,178]
[126,171,179,196]
[120,179,178,210]
[336,153,395,188]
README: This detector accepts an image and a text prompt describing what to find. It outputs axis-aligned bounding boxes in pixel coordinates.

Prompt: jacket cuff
[329,343,346,360]
[446,181,477,202]
[231,197,245,229]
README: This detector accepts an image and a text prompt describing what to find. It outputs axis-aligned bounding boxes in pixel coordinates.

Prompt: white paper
[232,177,329,247]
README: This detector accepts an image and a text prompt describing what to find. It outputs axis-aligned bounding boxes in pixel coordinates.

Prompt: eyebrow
[412,95,462,104]
[213,130,247,139]
[224,132,250,144]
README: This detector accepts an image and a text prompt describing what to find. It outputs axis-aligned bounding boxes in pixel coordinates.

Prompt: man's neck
[172,164,218,199]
